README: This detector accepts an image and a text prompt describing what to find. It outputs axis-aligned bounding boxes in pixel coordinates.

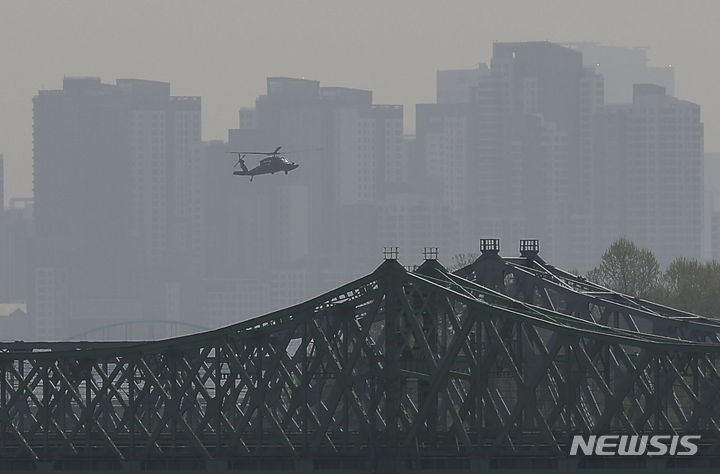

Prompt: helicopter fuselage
[233,158,299,178]
[228,147,301,181]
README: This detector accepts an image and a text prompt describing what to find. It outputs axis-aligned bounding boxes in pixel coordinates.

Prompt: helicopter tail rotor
[232,153,249,172]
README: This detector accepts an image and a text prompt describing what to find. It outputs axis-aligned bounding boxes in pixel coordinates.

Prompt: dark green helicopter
[226,147,299,182]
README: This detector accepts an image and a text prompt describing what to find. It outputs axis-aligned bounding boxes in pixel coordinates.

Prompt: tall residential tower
[32,77,202,338]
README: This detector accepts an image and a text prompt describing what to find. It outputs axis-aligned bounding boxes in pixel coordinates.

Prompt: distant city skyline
[2,1,720,202]
[9,39,705,341]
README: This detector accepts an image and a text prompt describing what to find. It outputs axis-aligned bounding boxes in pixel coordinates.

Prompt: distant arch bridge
[67,320,212,342]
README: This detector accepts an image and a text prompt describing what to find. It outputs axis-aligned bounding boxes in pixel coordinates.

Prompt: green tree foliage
[586,237,660,298]
[659,258,720,318]
[587,238,720,318]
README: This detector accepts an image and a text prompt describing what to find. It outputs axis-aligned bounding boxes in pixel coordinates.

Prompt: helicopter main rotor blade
[280,148,325,154]
[225,151,276,155]
[224,146,320,156]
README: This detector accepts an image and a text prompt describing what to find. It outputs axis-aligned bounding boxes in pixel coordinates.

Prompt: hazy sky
[2,0,719,202]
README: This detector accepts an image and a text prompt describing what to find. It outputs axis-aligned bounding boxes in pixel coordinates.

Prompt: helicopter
[225,146,299,181]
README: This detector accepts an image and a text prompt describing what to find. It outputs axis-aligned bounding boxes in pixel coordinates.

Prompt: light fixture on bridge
[423,247,439,260]
[478,238,500,254]
[520,239,539,257]
[383,247,399,260]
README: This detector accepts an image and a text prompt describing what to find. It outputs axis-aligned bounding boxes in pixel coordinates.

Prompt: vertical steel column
[473,312,483,444]
[343,312,350,450]
[566,343,574,436]
[86,361,92,453]
[42,362,49,460]
[171,354,178,450]
[0,361,6,453]
[384,282,402,451]
[302,320,309,454]
[215,345,222,455]
[257,338,264,449]
[129,360,135,460]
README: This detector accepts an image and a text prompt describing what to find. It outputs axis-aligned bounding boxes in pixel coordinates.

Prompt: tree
[449,253,479,272]
[586,237,660,298]
[660,258,720,318]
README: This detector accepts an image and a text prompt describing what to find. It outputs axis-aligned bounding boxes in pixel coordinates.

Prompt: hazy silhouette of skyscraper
[423,42,703,270]
[567,43,675,103]
[597,84,703,265]
[437,65,489,105]
[0,198,32,308]
[0,154,4,209]
[223,78,402,299]
[32,77,202,338]
[415,103,470,253]
[419,42,587,267]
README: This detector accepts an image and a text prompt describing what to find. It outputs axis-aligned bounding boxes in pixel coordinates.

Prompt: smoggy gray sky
[1,0,719,202]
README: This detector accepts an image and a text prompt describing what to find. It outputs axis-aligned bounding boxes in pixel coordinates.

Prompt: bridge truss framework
[1,246,720,472]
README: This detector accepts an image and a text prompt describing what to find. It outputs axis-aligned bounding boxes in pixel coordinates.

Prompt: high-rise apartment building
[704,152,720,260]
[419,42,584,267]
[0,154,4,208]
[32,77,202,337]
[417,103,470,217]
[32,266,68,341]
[437,65,489,105]
[223,78,403,287]
[598,84,703,265]
[0,199,32,308]
[567,43,675,104]
[425,43,702,270]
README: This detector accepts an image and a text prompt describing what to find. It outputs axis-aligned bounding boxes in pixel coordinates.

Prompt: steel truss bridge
[2,240,720,473]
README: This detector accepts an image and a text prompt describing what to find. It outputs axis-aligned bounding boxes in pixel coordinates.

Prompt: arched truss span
[0,259,719,470]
